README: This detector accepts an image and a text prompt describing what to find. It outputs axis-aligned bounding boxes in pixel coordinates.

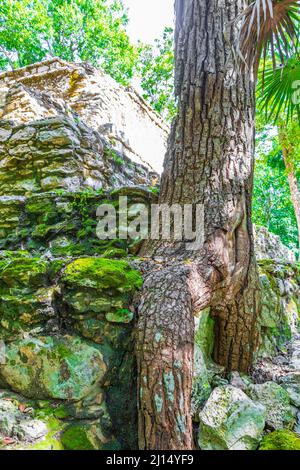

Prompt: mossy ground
[259,430,300,450]
[61,424,95,450]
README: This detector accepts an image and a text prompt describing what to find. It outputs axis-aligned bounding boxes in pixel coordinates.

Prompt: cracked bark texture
[136,0,261,450]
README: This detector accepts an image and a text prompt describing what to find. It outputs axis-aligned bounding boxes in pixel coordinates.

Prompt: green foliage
[0,0,52,68]
[258,57,300,124]
[278,120,300,178]
[138,27,176,122]
[0,0,138,85]
[234,0,299,76]
[253,122,299,253]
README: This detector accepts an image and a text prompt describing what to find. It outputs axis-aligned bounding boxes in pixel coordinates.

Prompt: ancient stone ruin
[0,60,299,451]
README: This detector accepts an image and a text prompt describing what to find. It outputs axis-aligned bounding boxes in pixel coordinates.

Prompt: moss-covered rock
[105,309,134,324]
[198,386,266,450]
[61,424,98,450]
[0,257,49,289]
[62,258,142,292]
[61,422,120,450]
[278,372,300,407]
[257,260,300,358]
[247,382,294,430]
[195,309,215,365]
[0,394,65,450]
[191,346,211,421]
[0,335,106,400]
[259,430,300,450]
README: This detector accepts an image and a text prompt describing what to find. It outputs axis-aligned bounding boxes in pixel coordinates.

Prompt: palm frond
[257,56,300,123]
[234,0,299,74]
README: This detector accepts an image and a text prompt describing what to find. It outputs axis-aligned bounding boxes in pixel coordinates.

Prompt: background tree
[0,0,137,85]
[278,122,300,256]
[253,122,299,253]
[258,50,300,255]
[138,27,176,122]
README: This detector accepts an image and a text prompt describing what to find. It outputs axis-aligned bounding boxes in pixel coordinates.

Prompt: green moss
[53,405,69,419]
[106,309,134,324]
[11,415,65,450]
[62,258,143,292]
[0,257,49,288]
[28,434,64,450]
[195,308,215,363]
[0,287,54,339]
[0,250,30,260]
[25,199,54,215]
[259,430,300,450]
[48,259,66,278]
[101,248,128,259]
[32,222,75,240]
[61,425,95,450]
[104,147,124,166]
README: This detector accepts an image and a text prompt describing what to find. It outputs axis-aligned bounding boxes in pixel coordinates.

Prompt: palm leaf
[234,0,299,74]
[257,56,300,123]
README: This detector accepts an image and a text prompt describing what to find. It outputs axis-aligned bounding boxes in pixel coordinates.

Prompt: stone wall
[0,58,168,174]
[254,226,296,263]
[257,259,300,358]
[0,117,152,196]
[0,183,155,449]
[0,189,151,449]
[0,59,161,450]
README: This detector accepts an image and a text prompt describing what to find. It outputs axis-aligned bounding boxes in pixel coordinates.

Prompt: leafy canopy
[0,0,138,85]
[238,1,300,124]
[253,117,299,253]
[138,27,176,122]
[257,57,300,123]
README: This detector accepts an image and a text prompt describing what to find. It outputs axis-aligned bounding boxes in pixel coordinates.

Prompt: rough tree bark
[136,0,261,450]
[278,124,300,256]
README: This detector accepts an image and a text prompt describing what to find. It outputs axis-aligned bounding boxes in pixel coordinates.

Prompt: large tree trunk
[278,125,300,256]
[136,0,261,450]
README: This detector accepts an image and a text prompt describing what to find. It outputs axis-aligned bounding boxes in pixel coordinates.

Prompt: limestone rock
[228,372,252,391]
[13,419,48,441]
[247,382,294,430]
[198,386,266,450]
[0,58,168,174]
[0,335,106,400]
[0,117,152,196]
[0,396,50,446]
[257,260,300,358]
[254,226,296,262]
[279,373,300,407]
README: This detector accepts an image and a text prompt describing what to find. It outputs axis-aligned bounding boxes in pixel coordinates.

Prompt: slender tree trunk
[0,46,15,70]
[278,125,300,256]
[136,0,261,450]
